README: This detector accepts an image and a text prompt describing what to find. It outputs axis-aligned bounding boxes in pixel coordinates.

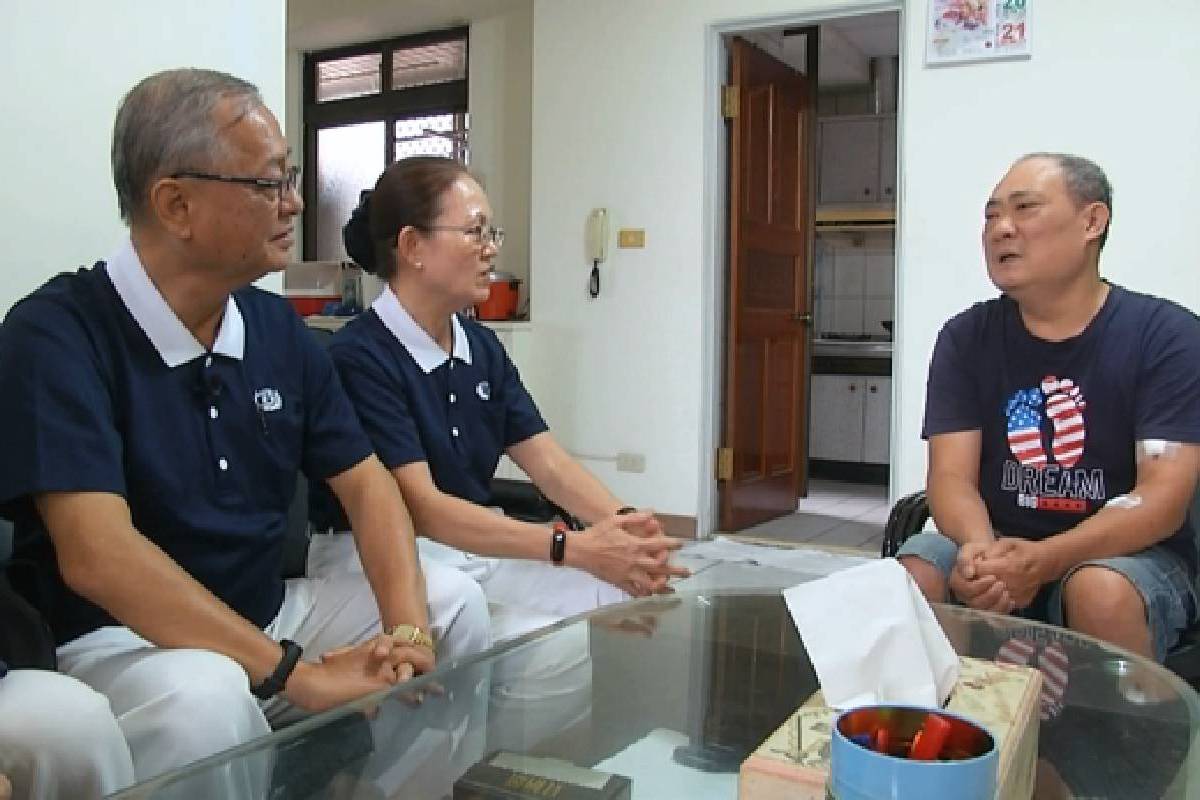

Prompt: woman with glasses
[307,157,688,644]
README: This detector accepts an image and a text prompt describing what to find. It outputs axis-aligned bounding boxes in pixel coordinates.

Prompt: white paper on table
[782,558,958,710]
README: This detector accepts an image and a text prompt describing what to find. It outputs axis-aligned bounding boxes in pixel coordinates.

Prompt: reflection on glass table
[111,561,1200,799]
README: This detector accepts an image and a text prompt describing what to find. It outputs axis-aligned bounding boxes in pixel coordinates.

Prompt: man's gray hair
[1020,152,1113,251]
[112,68,263,224]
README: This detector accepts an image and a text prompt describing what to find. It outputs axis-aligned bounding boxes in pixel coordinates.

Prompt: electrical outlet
[617,228,646,248]
[616,452,646,473]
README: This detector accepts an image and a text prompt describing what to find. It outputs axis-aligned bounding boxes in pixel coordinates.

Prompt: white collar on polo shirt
[105,236,245,368]
[372,285,471,374]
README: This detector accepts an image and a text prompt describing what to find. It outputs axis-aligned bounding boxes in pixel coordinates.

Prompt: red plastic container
[475,272,521,320]
[286,292,341,317]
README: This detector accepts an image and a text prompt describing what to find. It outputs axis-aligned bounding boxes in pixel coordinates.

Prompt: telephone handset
[586,208,609,298]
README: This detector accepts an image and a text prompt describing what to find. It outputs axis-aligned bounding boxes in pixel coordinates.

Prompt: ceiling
[826,10,901,59]
[762,10,900,86]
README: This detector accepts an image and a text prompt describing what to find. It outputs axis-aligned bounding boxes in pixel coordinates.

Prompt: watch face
[390,624,434,648]
[551,529,567,565]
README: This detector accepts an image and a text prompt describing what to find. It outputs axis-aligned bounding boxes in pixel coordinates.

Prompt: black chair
[0,518,57,671]
[880,490,930,559]
[881,489,1200,685]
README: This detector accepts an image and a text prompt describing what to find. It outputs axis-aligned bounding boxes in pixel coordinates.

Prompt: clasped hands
[284,630,434,713]
[949,537,1058,615]
[578,509,691,597]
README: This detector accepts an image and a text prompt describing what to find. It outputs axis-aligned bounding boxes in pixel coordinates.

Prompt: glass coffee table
[112,560,1200,798]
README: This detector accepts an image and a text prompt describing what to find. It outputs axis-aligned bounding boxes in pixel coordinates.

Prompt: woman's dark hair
[342,156,472,278]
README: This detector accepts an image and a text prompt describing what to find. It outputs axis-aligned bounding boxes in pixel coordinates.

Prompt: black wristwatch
[251,639,303,700]
[551,522,568,566]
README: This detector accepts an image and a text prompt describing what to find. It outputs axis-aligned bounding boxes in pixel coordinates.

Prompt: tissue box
[738,657,1041,800]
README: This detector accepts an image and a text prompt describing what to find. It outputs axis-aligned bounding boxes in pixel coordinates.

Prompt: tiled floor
[736,479,889,553]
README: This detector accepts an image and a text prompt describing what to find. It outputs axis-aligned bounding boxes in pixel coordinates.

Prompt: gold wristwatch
[388,624,435,649]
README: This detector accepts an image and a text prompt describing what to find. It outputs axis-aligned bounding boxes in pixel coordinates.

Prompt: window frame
[302,26,469,260]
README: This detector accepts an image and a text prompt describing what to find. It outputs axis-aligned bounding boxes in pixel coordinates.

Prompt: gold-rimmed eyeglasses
[422,223,505,248]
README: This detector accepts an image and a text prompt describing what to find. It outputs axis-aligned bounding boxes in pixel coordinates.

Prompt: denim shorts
[896,530,1198,662]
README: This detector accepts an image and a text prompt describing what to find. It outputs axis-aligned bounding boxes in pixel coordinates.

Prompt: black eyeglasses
[422,223,505,248]
[171,165,301,201]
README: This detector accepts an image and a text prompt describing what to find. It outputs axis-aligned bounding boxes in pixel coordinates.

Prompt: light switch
[617,228,646,248]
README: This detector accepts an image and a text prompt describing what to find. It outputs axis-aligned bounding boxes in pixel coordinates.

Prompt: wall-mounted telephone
[586,207,609,298]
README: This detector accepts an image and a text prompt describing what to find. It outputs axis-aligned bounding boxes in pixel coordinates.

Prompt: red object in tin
[909,713,953,760]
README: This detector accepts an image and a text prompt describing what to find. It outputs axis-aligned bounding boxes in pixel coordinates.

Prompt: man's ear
[146,178,194,239]
[1082,201,1110,246]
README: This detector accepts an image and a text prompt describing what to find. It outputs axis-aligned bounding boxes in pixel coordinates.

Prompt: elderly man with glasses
[0,68,490,796]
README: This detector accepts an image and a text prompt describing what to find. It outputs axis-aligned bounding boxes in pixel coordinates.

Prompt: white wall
[286,0,533,299]
[0,2,287,313]
[530,0,1200,526]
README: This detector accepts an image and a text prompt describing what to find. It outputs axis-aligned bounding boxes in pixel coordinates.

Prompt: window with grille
[303,28,468,262]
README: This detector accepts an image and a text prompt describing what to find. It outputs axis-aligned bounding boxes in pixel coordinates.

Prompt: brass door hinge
[721,85,739,120]
[716,447,734,481]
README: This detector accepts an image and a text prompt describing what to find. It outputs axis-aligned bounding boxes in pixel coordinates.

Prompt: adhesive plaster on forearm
[1105,494,1143,510]
[1135,439,1183,463]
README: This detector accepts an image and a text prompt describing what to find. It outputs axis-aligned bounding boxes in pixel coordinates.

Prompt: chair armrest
[880,490,930,559]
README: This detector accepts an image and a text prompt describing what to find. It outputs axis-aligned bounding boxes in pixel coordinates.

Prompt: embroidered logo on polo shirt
[476,381,491,401]
[254,388,284,412]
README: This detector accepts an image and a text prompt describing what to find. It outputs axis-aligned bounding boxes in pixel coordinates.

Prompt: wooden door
[719,35,816,531]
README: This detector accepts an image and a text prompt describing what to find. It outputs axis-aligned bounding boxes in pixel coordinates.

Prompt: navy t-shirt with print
[923,284,1200,575]
[0,264,374,645]
[309,310,547,532]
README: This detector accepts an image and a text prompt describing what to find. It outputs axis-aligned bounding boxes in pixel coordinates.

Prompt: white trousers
[53,565,490,798]
[307,533,630,641]
[0,670,135,800]
[308,533,631,753]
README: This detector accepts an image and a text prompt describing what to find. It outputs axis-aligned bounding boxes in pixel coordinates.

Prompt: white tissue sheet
[783,558,958,710]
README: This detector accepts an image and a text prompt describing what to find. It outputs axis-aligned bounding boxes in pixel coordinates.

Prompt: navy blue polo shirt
[923,284,1200,575]
[0,238,373,645]
[309,286,547,531]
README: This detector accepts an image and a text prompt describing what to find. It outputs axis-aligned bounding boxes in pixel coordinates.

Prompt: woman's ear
[396,226,425,269]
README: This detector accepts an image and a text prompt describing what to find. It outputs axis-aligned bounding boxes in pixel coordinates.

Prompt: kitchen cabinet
[878,115,897,203]
[862,376,892,465]
[817,114,896,206]
[809,374,891,465]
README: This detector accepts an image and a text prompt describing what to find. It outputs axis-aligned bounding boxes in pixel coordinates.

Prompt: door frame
[697,2,904,536]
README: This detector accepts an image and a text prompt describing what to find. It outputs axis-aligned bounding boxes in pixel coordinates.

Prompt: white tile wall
[814,229,895,336]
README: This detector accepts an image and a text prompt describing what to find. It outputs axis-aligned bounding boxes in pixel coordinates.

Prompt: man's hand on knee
[975,538,1055,609]
[946,540,1016,613]
[949,569,1014,613]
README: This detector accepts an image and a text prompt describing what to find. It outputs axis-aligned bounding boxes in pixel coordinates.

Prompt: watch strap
[551,521,568,565]
[251,639,303,700]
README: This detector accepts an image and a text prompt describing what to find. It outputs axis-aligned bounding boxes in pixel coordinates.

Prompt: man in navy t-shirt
[0,68,487,794]
[898,153,1200,663]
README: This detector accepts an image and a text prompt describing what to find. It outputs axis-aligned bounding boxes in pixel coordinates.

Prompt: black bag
[0,564,56,670]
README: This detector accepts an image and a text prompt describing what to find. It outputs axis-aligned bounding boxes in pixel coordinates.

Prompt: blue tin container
[829,705,997,800]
